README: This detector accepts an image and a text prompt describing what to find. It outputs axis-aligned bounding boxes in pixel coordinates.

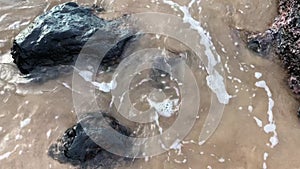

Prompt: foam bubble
[20,118,31,128]
[147,98,179,117]
[46,129,52,139]
[253,116,263,128]
[218,158,225,163]
[248,105,253,113]
[255,72,262,79]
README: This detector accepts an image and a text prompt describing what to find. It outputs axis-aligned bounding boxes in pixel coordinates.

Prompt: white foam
[154,112,163,134]
[78,70,117,93]
[92,80,117,93]
[163,0,231,104]
[0,145,18,161]
[147,97,179,134]
[263,162,267,169]
[174,158,187,164]
[46,129,52,139]
[248,105,253,113]
[20,118,31,128]
[218,158,225,163]
[0,13,8,22]
[255,72,262,79]
[255,80,278,148]
[233,77,242,83]
[269,135,279,148]
[0,151,12,161]
[144,156,149,162]
[79,70,93,82]
[264,124,276,133]
[110,95,115,108]
[15,134,22,140]
[263,152,269,160]
[206,74,232,104]
[173,86,180,96]
[7,21,21,30]
[147,98,179,117]
[263,152,269,169]
[170,139,183,155]
[61,82,71,89]
[198,140,206,145]
[224,61,231,73]
[253,116,263,128]
[239,65,244,71]
[0,52,14,63]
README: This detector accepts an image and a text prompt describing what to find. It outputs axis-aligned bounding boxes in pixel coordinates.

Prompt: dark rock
[11,2,134,74]
[289,76,300,95]
[275,0,300,96]
[23,65,73,83]
[247,30,275,56]
[49,112,133,169]
[246,0,300,116]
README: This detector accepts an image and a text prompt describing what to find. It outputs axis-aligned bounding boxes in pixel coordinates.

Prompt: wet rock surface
[11,2,134,74]
[49,112,133,169]
[247,0,300,114]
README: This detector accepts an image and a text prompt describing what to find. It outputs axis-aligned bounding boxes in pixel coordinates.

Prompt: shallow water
[0,0,300,169]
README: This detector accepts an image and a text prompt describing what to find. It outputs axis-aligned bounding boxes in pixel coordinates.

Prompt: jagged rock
[11,2,133,74]
[246,0,300,116]
[247,30,275,56]
[48,112,133,169]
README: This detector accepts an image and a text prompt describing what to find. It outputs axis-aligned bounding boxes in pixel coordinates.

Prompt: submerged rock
[246,0,300,115]
[49,112,133,169]
[11,2,133,74]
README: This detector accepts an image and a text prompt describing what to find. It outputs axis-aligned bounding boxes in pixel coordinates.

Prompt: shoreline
[247,0,300,116]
